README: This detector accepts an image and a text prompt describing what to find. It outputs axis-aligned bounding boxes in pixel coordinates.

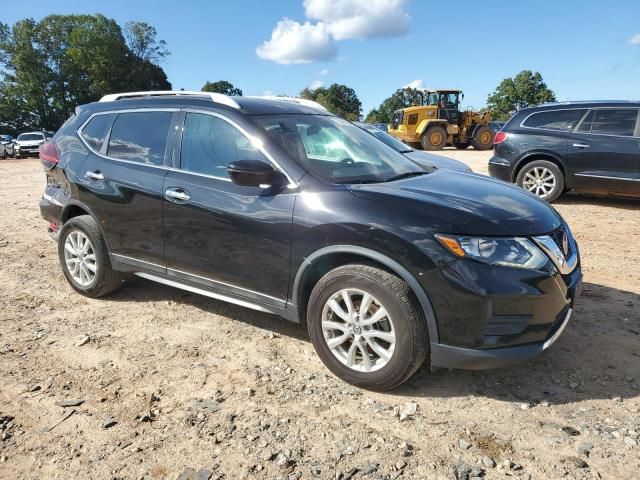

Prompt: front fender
[292,244,440,344]
[416,119,447,135]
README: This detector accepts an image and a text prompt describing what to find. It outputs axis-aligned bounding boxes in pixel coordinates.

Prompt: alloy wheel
[321,288,396,373]
[63,230,97,286]
[522,166,556,198]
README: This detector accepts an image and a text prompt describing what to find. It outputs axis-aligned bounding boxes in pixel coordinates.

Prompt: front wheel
[307,264,429,390]
[516,160,565,202]
[420,125,447,150]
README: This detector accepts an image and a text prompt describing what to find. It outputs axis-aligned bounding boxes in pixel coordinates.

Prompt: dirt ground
[0,151,638,480]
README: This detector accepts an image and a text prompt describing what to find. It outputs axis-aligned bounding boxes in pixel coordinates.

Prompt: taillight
[39,142,59,169]
[494,132,508,145]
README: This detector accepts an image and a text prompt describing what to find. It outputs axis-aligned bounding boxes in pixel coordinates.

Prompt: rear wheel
[58,215,124,297]
[420,125,447,150]
[516,160,565,202]
[471,125,494,150]
[307,264,428,390]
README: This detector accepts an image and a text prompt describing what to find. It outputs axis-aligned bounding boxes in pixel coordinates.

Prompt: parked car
[489,121,505,132]
[490,101,640,202]
[356,122,472,173]
[39,91,582,390]
[0,135,15,158]
[15,131,52,158]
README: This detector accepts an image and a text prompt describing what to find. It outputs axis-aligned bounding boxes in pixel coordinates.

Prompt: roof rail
[99,91,241,109]
[252,95,328,112]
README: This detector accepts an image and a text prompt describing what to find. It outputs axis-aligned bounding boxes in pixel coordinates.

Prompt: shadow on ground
[107,277,639,405]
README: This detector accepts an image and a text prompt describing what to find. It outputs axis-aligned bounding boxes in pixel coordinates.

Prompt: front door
[568,108,640,195]
[162,111,295,307]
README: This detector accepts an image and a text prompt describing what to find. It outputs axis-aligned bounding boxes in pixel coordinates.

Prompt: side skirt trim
[135,272,274,314]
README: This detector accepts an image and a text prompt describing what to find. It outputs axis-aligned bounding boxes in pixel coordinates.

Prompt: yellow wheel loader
[387,89,494,151]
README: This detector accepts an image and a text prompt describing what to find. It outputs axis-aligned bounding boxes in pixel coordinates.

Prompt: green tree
[124,21,170,63]
[201,80,242,96]
[0,15,171,132]
[364,108,384,123]
[301,83,361,121]
[367,88,423,124]
[487,70,556,121]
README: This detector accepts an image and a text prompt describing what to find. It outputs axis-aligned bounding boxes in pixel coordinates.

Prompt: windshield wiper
[398,149,414,153]
[384,171,427,182]
[335,178,384,184]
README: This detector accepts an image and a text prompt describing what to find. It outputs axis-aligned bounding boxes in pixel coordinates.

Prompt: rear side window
[576,110,594,133]
[180,113,267,178]
[522,109,586,131]
[591,109,638,137]
[107,111,172,165]
[81,114,112,151]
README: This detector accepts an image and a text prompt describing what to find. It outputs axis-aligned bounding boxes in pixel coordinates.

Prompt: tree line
[0,13,556,134]
[0,15,172,134]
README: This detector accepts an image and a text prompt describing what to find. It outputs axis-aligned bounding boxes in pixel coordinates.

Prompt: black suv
[490,101,640,202]
[40,92,582,390]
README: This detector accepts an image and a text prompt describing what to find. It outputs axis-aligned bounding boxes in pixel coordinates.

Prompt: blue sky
[3,0,640,114]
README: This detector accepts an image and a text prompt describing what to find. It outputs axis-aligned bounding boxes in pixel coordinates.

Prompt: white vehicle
[15,131,52,158]
[0,135,14,159]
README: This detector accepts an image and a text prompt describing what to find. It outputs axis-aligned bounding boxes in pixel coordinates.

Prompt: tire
[516,160,565,202]
[58,215,124,297]
[420,125,447,150]
[471,125,494,150]
[454,142,469,150]
[307,264,429,391]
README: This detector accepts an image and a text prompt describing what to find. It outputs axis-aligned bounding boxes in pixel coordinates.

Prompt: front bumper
[431,304,577,369]
[422,245,582,370]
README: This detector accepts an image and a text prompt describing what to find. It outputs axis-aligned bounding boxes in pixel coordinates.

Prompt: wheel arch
[417,119,447,136]
[291,245,439,344]
[512,152,568,185]
[61,200,112,251]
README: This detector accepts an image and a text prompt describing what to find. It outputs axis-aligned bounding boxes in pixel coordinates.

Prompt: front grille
[548,225,572,258]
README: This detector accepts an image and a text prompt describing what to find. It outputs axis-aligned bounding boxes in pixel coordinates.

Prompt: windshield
[359,125,413,153]
[423,92,459,108]
[0,135,12,142]
[17,133,43,141]
[252,114,425,183]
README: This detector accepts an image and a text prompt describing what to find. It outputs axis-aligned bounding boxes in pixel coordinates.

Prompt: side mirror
[227,160,285,188]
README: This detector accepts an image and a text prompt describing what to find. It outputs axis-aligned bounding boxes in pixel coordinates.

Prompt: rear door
[162,110,295,307]
[78,109,178,272]
[568,108,640,195]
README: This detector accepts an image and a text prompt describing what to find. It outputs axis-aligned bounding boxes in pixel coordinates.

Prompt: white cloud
[319,68,329,75]
[304,0,410,40]
[309,80,323,90]
[629,33,640,45]
[403,79,424,89]
[256,18,337,64]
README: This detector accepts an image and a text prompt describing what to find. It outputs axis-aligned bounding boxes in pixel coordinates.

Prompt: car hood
[349,170,562,236]
[16,140,43,146]
[404,150,471,173]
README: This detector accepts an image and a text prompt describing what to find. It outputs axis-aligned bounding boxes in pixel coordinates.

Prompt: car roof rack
[99,91,241,109]
[252,96,328,112]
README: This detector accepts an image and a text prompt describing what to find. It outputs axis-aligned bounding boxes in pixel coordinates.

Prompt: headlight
[435,234,548,270]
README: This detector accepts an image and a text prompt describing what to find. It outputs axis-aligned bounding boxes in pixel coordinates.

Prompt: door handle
[165,188,191,202]
[572,143,590,148]
[85,170,104,180]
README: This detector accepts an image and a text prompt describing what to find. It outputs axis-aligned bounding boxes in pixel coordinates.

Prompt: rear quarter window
[522,109,587,131]
[80,114,112,152]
